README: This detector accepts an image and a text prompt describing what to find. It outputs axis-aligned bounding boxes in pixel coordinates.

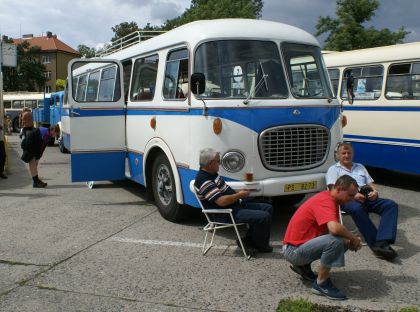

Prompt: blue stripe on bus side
[72,108,125,117]
[344,134,420,145]
[344,106,420,112]
[350,141,420,174]
[127,106,340,133]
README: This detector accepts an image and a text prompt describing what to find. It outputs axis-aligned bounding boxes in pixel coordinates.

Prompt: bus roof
[103,19,320,60]
[3,92,50,100]
[323,42,420,68]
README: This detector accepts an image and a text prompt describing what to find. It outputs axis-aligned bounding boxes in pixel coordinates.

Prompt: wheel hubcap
[156,164,172,205]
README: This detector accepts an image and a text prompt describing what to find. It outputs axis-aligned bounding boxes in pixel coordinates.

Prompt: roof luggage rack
[95,30,165,57]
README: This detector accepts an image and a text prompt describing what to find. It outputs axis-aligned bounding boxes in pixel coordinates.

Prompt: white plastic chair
[189,180,250,260]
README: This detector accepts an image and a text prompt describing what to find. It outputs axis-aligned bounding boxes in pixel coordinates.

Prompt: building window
[44,71,52,80]
[42,55,52,64]
[45,85,52,93]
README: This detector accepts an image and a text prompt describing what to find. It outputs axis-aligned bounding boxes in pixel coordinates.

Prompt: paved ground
[0,134,419,311]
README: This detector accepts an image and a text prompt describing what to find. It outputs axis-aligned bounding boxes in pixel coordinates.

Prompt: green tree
[56,79,66,91]
[163,0,263,30]
[3,40,47,91]
[77,44,96,58]
[111,21,140,42]
[316,0,409,51]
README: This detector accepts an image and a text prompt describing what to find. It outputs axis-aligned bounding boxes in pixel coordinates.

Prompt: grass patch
[277,298,315,312]
[277,298,419,312]
[396,308,419,312]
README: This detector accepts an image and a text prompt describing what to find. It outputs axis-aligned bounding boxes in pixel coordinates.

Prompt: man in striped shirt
[194,148,273,253]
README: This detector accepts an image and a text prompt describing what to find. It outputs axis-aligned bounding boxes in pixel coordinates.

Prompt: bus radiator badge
[292,109,301,116]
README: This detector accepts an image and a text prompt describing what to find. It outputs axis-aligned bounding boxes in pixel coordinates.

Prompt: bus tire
[58,137,69,153]
[12,118,20,133]
[151,153,183,222]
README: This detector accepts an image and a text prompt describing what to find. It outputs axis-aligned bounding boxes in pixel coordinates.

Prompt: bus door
[67,59,126,182]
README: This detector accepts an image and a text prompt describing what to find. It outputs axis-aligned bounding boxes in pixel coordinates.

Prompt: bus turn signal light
[213,118,222,134]
[150,117,156,129]
[341,114,347,128]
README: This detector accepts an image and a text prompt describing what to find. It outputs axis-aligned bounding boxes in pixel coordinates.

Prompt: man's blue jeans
[232,201,273,248]
[283,234,346,268]
[341,197,398,247]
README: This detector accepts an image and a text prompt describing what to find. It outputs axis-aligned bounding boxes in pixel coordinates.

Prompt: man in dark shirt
[194,148,273,253]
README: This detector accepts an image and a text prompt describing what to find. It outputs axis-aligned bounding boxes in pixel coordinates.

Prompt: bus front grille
[259,125,330,171]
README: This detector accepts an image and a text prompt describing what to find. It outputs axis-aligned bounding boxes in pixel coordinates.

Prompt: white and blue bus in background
[62,19,343,221]
[3,92,48,132]
[323,42,420,175]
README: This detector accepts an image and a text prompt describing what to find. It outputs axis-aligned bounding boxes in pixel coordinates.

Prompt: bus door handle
[70,109,80,117]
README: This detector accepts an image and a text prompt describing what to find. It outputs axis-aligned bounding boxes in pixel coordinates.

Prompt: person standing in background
[21,126,58,188]
[0,124,7,179]
[19,108,34,138]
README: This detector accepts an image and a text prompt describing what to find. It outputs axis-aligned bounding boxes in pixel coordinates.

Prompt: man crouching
[283,175,362,300]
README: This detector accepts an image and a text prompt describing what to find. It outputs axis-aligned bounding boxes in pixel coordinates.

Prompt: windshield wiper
[243,62,269,105]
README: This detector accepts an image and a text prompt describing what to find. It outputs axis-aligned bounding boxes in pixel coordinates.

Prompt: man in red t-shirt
[283,175,362,300]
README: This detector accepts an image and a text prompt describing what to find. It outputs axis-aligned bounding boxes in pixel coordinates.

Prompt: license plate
[284,181,317,192]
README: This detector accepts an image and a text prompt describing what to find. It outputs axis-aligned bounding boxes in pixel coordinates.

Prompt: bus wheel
[58,136,69,153]
[12,118,20,133]
[152,154,182,222]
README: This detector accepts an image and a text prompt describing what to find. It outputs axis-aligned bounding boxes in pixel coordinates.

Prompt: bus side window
[98,66,119,101]
[328,68,340,97]
[341,66,383,101]
[386,62,420,99]
[86,71,100,102]
[163,48,189,100]
[130,54,159,102]
[122,60,132,103]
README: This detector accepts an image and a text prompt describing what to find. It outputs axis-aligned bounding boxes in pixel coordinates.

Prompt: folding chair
[189,180,250,260]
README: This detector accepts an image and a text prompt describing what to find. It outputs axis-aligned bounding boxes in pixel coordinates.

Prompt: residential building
[13,31,80,93]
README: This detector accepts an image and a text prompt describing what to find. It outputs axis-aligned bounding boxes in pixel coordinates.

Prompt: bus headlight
[221,151,245,172]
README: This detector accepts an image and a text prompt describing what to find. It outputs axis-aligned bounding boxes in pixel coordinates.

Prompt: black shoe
[255,244,273,253]
[371,241,398,260]
[0,173,7,179]
[235,238,256,255]
[290,264,317,281]
[33,180,48,188]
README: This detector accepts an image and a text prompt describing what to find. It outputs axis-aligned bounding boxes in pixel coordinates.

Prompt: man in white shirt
[326,142,398,260]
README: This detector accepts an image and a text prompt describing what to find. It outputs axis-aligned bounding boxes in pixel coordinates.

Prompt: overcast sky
[1,0,419,50]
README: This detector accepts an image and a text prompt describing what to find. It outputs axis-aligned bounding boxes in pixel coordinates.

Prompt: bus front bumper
[227,173,327,197]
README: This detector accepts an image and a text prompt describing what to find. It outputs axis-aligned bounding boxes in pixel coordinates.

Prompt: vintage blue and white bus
[324,42,420,175]
[63,19,343,221]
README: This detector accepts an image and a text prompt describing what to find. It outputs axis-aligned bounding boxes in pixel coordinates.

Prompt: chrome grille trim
[259,125,330,171]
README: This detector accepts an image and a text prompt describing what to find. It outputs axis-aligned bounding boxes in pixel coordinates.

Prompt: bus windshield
[282,43,333,99]
[194,40,288,99]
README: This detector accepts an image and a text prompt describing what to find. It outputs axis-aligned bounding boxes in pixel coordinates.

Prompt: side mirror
[346,75,355,104]
[191,73,206,95]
